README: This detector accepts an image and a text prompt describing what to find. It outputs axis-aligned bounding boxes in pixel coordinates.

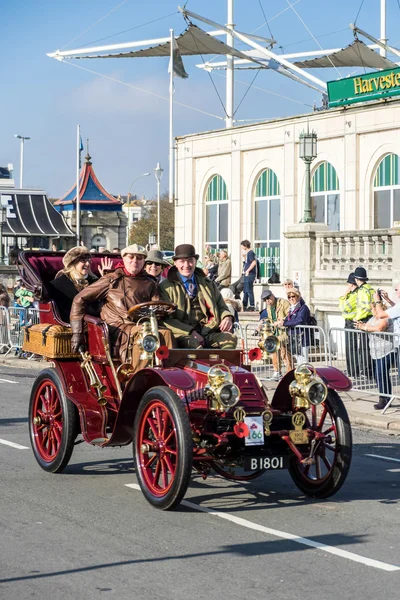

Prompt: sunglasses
[287,295,297,299]
[78,257,91,263]
[146,261,162,267]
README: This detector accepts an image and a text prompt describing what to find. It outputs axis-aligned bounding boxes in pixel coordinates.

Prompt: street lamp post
[299,128,318,223]
[126,172,150,245]
[0,204,7,264]
[154,162,164,248]
[14,134,31,188]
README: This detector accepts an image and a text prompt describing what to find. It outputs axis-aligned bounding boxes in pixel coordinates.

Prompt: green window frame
[373,153,400,228]
[311,161,340,231]
[254,168,281,278]
[205,175,228,250]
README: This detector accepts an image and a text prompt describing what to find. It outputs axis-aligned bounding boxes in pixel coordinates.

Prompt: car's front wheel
[133,386,193,510]
[288,390,352,498]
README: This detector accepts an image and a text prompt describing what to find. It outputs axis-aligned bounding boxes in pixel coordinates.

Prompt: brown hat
[286,287,301,298]
[145,249,169,266]
[62,246,91,270]
[121,244,147,258]
[173,244,199,261]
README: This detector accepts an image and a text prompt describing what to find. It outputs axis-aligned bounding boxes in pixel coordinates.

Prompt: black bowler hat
[347,272,356,285]
[173,244,199,261]
[354,266,368,281]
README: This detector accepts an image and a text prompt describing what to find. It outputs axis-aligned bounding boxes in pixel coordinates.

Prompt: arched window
[311,162,340,231]
[254,168,281,278]
[373,153,400,228]
[205,175,228,250]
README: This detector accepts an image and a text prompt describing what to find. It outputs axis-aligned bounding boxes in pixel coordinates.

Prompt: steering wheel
[127,301,176,321]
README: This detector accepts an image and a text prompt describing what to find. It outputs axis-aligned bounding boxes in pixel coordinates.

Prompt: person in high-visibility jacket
[354,266,375,378]
[339,272,359,377]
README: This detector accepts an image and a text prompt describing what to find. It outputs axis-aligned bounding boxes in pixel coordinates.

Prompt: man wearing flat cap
[259,289,291,378]
[70,244,174,371]
[159,244,236,349]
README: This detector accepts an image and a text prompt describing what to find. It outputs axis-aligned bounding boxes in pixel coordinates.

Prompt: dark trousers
[345,320,360,377]
[358,317,373,378]
[230,276,244,300]
[243,274,256,309]
[373,353,395,396]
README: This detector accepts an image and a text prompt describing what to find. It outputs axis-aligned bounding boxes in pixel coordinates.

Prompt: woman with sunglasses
[49,246,112,323]
[278,287,311,365]
[144,249,170,284]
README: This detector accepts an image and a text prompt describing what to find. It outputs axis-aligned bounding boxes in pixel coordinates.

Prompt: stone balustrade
[315,229,392,273]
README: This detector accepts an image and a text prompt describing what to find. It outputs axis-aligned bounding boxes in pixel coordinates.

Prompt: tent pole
[226,0,234,128]
[169,29,174,203]
[380,0,387,57]
[76,125,81,246]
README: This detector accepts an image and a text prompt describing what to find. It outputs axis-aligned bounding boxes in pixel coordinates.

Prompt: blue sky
[1,0,399,199]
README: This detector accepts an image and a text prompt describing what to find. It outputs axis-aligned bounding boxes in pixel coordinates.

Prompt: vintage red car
[19,251,353,510]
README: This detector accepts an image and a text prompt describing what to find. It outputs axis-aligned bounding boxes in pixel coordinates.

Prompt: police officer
[339,272,359,377]
[354,266,375,378]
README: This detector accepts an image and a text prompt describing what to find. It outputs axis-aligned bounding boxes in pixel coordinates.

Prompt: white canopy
[69,24,253,61]
[293,40,397,69]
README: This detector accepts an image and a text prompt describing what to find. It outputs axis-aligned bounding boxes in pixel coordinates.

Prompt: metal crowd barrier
[328,327,400,414]
[242,323,329,381]
[0,306,10,353]
[4,307,40,357]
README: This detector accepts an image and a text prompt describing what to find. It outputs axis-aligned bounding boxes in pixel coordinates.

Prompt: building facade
[175,97,400,325]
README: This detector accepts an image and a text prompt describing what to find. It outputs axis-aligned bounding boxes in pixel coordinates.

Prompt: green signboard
[327,66,400,108]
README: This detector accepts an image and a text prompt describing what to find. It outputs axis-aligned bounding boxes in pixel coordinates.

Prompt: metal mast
[380,0,387,57]
[226,0,234,128]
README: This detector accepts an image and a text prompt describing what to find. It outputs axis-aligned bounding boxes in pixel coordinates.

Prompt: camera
[377,288,383,299]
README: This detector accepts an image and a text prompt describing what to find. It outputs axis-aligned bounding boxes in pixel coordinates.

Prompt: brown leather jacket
[70,268,160,360]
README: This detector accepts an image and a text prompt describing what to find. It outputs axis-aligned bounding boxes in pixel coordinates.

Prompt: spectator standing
[215,249,231,289]
[281,287,311,365]
[241,239,257,311]
[220,288,242,323]
[373,284,400,379]
[355,302,396,410]
[354,266,375,378]
[339,272,359,377]
[259,289,291,378]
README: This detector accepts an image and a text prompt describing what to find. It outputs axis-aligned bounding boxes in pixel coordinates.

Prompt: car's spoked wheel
[211,461,264,481]
[288,390,352,498]
[133,386,192,510]
[29,369,78,473]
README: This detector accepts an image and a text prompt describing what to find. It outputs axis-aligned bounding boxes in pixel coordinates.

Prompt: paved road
[1,365,400,600]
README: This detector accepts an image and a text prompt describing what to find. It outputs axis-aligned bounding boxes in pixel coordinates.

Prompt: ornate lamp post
[299,128,318,223]
[0,204,7,264]
[154,162,164,248]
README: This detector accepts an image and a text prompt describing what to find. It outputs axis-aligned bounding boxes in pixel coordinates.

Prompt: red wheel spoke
[161,459,168,489]
[154,407,163,435]
[161,412,171,438]
[53,426,61,446]
[322,455,332,470]
[153,460,161,487]
[317,405,328,430]
[311,405,317,429]
[144,453,157,469]
[164,454,175,476]
[323,443,336,452]
[164,429,175,445]
[322,425,335,435]
[165,447,177,456]
[146,416,158,438]
[315,456,322,480]
[40,391,49,412]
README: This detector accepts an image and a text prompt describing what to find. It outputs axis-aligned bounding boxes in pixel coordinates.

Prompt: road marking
[125,483,400,572]
[0,378,18,384]
[0,439,29,450]
[365,453,400,464]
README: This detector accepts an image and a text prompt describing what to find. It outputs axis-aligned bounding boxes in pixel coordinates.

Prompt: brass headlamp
[289,363,328,409]
[258,319,280,358]
[206,364,241,411]
[137,319,160,361]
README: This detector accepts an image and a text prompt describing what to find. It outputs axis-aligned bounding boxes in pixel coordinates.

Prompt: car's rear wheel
[29,369,78,473]
[133,386,193,510]
[288,390,352,498]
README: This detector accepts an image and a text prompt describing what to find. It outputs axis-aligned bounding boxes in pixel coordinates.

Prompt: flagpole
[76,124,81,245]
[169,29,174,204]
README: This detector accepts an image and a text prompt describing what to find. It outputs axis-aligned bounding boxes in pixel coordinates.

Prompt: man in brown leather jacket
[70,244,174,372]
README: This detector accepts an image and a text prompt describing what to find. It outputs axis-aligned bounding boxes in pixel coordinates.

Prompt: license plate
[243,456,290,471]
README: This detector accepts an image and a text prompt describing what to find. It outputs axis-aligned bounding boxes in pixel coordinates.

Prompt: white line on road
[125,483,400,572]
[365,453,400,464]
[0,378,18,384]
[0,439,29,450]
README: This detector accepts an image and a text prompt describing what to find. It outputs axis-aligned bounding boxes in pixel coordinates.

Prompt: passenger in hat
[353,266,375,379]
[339,273,360,378]
[49,246,103,323]
[160,244,237,349]
[280,288,312,365]
[144,249,170,284]
[70,243,175,373]
[259,289,291,378]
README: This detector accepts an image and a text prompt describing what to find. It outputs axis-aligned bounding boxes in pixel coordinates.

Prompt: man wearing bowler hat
[160,244,236,349]
[353,266,375,378]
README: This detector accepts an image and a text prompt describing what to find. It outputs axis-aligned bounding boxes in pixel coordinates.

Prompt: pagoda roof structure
[55,153,122,212]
